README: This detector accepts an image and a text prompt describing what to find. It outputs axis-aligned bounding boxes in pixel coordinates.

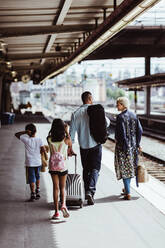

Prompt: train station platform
[1,119,165,248]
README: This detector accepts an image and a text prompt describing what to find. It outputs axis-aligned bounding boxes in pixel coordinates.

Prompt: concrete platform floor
[0,121,165,248]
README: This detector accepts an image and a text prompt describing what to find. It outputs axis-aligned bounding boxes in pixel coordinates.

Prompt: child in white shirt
[15,123,45,201]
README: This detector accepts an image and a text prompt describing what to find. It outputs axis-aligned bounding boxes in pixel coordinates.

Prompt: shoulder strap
[57,143,63,152]
[50,144,56,153]
[51,142,63,153]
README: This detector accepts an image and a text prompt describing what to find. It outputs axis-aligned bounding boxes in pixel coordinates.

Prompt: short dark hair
[81,91,92,104]
[25,123,36,136]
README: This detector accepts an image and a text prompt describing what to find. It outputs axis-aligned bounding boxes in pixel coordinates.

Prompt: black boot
[35,188,40,200]
[30,192,36,201]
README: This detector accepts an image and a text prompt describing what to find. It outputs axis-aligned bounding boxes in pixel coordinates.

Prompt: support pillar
[114,0,117,10]
[0,75,3,127]
[1,78,12,113]
[134,89,137,113]
[146,86,151,116]
[0,75,3,113]
[145,57,151,117]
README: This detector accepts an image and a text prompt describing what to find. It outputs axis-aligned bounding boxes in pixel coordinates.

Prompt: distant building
[83,78,106,102]
[55,78,106,104]
[19,90,30,104]
[55,83,83,105]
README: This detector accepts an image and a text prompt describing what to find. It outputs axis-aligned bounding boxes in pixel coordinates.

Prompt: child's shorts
[26,166,41,184]
[49,170,68,176]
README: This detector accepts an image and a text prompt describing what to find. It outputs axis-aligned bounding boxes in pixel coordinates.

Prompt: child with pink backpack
[47,118,72,220]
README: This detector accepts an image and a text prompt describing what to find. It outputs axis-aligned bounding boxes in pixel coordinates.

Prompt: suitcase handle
[73,154,77,174]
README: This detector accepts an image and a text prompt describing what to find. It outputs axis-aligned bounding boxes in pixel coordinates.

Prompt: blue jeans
[80,144,102,196]
[27,166,41,184]
[123,178,131,194]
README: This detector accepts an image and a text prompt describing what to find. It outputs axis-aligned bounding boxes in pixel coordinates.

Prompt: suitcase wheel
[79,199,83,208]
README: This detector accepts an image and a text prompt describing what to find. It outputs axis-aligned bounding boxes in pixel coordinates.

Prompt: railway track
[104,137,165,185]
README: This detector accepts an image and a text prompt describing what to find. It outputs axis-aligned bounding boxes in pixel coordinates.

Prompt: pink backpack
[49,143,65,171]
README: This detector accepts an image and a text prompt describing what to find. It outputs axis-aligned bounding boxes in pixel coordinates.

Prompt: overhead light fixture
[11,71,17,78]
[93,39,103,47]
[0,40,7,48]
[100,30,113,41]
[122,6,143,22]
[110,20,126,32]
[21,74,31,84]
[6,61,12,68]
[55,44,61,52]
[140,0,159,7]
[0,40,7,59]
[41,0,160,83]
[6,61,11,65]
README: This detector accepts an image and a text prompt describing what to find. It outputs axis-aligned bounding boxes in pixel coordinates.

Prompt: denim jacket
[115,109,143,151]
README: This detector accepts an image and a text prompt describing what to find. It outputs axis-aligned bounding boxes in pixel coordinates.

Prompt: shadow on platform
[95,195,139,203]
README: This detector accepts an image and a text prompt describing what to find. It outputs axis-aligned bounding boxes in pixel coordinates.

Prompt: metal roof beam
[13,65,41,71]
[0,24,95,38]
[86,44,165,59]
[7,52,69,61]
[116,73,165,88]
[41,0,73,64]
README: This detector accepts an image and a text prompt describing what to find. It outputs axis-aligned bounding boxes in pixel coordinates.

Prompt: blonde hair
[116,97,129,109]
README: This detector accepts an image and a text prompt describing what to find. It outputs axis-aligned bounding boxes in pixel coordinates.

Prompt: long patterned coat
[114,110,143,180]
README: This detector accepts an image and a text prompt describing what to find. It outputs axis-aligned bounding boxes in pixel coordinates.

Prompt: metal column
[0,76,3,113]
[145,57,151,116]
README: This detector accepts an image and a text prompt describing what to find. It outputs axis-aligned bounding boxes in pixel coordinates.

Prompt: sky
[131,0,165,26]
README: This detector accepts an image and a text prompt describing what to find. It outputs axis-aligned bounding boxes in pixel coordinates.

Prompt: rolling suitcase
[66,155,84,208]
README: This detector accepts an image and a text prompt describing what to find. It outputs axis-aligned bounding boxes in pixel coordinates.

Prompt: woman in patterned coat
[114,97,143,200]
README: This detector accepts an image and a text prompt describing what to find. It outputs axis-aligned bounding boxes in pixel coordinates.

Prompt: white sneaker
[61,207,70,218]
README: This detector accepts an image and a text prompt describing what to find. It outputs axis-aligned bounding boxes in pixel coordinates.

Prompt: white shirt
[20,134,44,167]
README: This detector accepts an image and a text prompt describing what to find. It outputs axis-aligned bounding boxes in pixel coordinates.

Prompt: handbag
[137,154,149,183]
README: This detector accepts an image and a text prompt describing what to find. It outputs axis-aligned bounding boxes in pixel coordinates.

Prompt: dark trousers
[80,144,102,196]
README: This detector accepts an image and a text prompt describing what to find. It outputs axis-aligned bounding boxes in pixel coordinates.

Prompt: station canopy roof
[116,73,165,89]
[0,0,162,83]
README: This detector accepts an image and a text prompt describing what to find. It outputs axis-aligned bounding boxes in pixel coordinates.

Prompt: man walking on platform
[69,91,110,205]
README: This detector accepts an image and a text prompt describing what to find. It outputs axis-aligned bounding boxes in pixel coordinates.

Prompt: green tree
[35,93,40,99]
[106,88,114,99]
[128,92,134,101]
[115,88,125,99]
[107,87,125,100]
